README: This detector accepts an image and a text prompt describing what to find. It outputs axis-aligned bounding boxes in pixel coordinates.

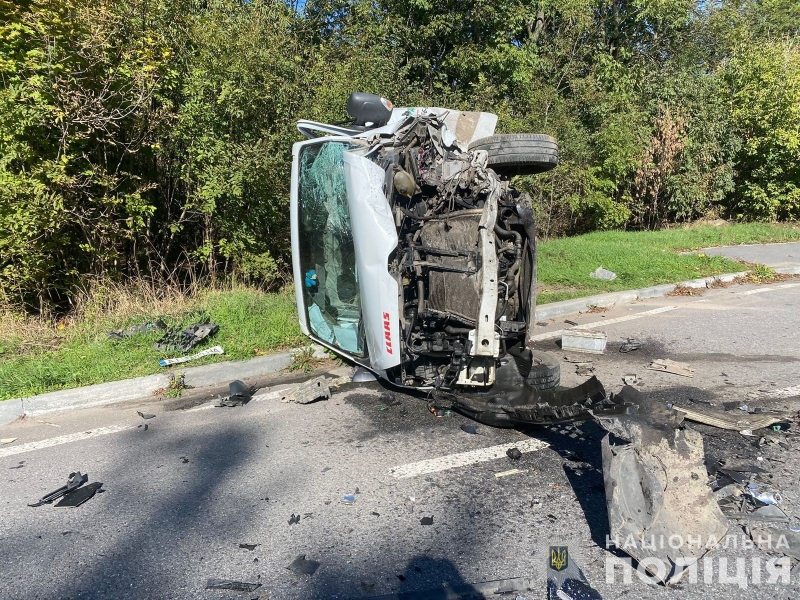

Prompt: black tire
[527,349,560,390]
[468,133,558,176]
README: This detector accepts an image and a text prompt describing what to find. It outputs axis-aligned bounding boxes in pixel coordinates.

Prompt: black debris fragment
[205,579,261,592]
[216,380,251,407]
[506,447,522,460]
[180,456,189,464]
[108,320,167,340]
[396,574,406,582]
[239,543,259,551]
[137,411,156,419]
[288,513,300,525]
[29,472,88,507]
[155,321,219,352]
[420,516,434,525]
[9,461,24,469]
[371,511,380,517]
[286,554,320,576]
[460,424,479,435]
[564,320,578,326]
[55,482,103,507]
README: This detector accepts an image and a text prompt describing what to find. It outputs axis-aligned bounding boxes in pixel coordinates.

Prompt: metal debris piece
[137,411,156,420]
[239,543,259,551]
[622,374,637,385]
[205,579,261,592]
[602,423,729,585]
[55,482,103,507]
[506,447,522,460]
[562,330,607,354]
[646,358,694,377]
[420,516,434,525]
[670,406,783,430]
[619,338,643,353]
[460,424,479,434]
[155,322,219,353]
[159,345,224,367]
[589,266,617,281]
[547,547,603,600]
[28,472,88,507]
[280,376,331,405]
[286,554,320,576]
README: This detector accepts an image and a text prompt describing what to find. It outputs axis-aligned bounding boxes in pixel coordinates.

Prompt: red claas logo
[383,312,393,354]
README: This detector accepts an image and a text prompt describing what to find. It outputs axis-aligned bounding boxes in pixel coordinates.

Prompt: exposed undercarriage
[364,114,537,392]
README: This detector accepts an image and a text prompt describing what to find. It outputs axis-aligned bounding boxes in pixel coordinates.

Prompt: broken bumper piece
[438,376,630,427]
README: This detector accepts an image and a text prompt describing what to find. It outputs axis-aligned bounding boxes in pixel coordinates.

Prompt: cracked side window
[297,142,364,356]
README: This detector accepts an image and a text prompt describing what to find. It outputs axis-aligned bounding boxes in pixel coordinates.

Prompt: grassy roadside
[1,222,799,400]
[537,222,800,304]
[0,287,304,401]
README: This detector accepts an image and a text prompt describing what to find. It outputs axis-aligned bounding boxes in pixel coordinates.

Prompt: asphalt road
[2,279,800,600]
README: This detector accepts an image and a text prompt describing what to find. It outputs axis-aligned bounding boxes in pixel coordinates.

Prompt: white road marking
[390,438,549,479]
[530,305,679,342]
[0,425,132,459]
[738,283,800,296]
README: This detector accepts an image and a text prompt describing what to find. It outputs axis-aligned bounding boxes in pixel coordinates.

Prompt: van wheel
[468,133,558,176]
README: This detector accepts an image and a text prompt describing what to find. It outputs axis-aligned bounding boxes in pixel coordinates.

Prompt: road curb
[533,271,750,321]
[0,345,328,426]
[3,266,798,426]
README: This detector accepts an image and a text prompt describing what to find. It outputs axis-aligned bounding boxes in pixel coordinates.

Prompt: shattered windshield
[297,141,364,356]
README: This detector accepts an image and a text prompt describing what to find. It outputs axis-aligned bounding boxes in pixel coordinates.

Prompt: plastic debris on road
[420,516,434,525]
[588,266,617,281]
[216,380,251,407]
[1,438,17,444]
[280,376,331,405]
[460,424,479,434]
[137,411,156,420]
[28,472,88,507]
[647,358,694,377]
[342,494,356,504]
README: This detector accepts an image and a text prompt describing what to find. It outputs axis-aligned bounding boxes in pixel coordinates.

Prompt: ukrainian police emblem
[549,546,569,572]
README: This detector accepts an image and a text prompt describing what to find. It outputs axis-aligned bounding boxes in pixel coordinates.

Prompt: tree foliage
[1,0,799,310]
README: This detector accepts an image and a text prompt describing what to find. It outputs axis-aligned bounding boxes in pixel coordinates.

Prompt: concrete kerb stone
[533,271,749,322]
[0,344,328,426]
[1,266,794,425]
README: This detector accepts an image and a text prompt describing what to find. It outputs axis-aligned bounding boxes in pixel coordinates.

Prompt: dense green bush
[1,0,799,311]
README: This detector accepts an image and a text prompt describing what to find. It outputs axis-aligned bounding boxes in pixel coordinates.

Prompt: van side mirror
[346,93,393,127]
